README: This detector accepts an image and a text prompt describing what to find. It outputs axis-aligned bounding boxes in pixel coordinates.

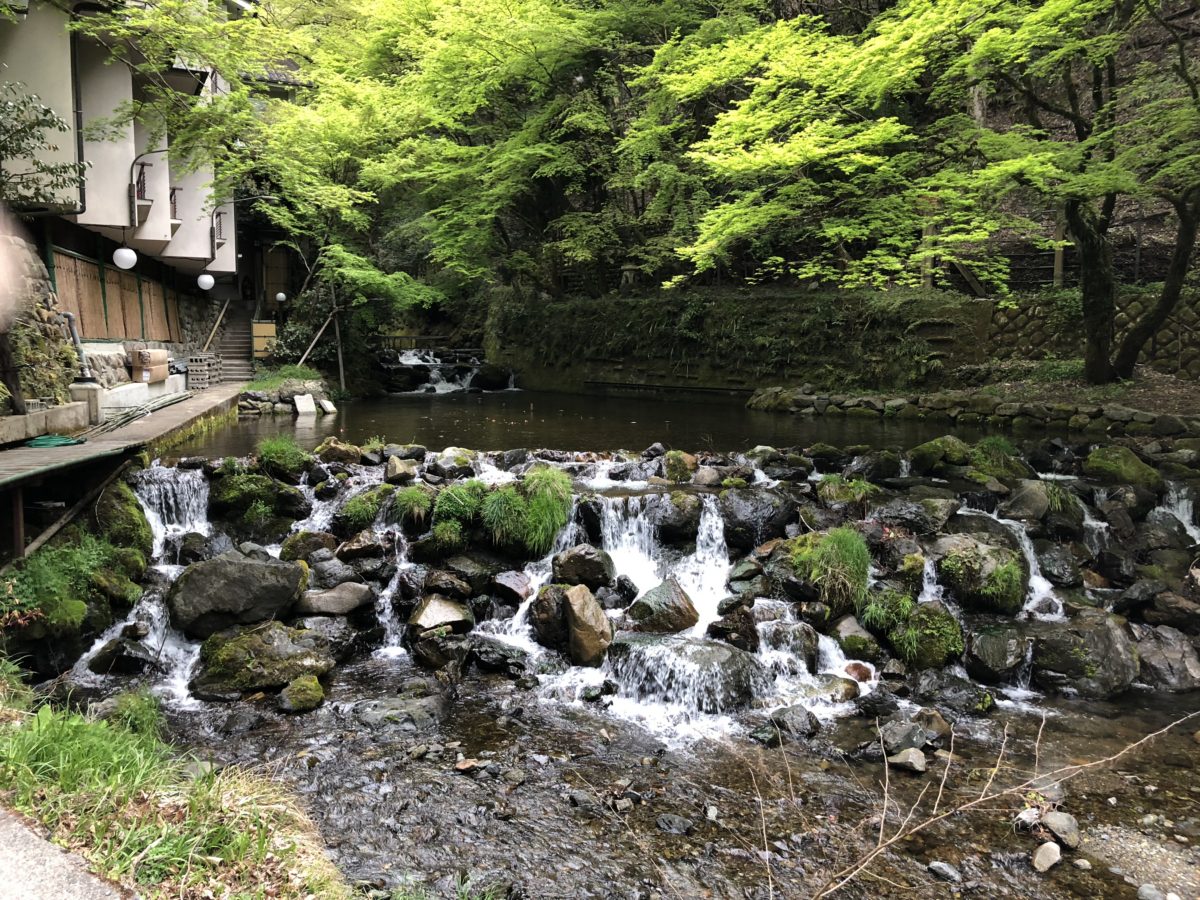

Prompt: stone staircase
[219,306,255,383]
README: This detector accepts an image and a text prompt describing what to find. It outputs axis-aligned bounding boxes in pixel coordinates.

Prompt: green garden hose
[25,434,87,448]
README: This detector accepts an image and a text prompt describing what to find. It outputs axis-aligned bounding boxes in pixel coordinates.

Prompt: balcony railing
[169,187,179,220]
[135,163,150,201]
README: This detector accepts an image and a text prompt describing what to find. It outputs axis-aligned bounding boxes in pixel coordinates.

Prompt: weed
[433,520,465,553]
[791,527,871,614]
[244,499,273,527]
[434,481,485,525]
[522,467,573,556]
[246,364,323,391]
[391,485,434,527]
[3,533,121,630]
[256,435,313,479]
[481,486,529,547]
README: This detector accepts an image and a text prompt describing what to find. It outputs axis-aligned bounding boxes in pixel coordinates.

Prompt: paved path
[0,383,244,489]
[0,809,130,899]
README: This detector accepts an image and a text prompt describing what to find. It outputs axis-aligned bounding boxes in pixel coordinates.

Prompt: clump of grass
[1045,482,1073,514]
[858,588,914,632]
[817,474,880,510]
[244,499,273,527]
[522,467,573,556]
[0,697,351,898]
[339,486,393,532]
[3,533,120,630]
[218,456,243,477]
[481,486,529,547]
[722,477,749,489]
[664,450,691,484]
[256,435,312,480]
[433,480,486,525]
[0,657,32,714]
[391,485,434,528]
[246,364,323,391]
[361,435,386,453]
[982,559,1026,612]
[109,689,164,738]
[791,527,871,615]
[433,520,465,553]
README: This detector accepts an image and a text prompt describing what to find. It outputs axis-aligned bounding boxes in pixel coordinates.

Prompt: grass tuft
[791,527,871,614]
[522,467,573,556]
[481,486,529,547]
[246,364,323,391]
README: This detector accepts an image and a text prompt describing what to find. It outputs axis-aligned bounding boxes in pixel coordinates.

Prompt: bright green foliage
[246,365,324,392]
[433,481,486,525]
[433,520,465,553]
[3,533,121,630]
[339,486,393,532]
[481,487,529,548]
[0,82,89,207]
[817,475,880,508]
[981,560,1026,613]
[522,467,574,556]
[664,451,692,484]
[93,481,153,562]
[790,527,872,616]
[256,436,314,482]
[969,436,1032,480]
[110,690,164,738]
[858,589,915,633]
[361,435,387,453]
[244,500,274,528]
[391,486,434,528]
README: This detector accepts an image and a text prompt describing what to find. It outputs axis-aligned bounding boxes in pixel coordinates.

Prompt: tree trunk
[1110,203,1198,379]
[1064,200,1117,383]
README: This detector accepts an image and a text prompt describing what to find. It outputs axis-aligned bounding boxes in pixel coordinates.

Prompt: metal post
[333,310,346,392]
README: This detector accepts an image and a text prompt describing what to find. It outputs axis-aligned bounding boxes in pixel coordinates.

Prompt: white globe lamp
[197,273,215,291]
[112,247,137,270]
[275,292,287,304]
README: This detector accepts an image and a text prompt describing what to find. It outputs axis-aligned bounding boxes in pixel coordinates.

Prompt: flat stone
[1042,810,1081,849]
[292,393,317,415]
[927,861,962,883]
[318,398,337,414]
[885,748,926,773]
[1032,841,1061,872]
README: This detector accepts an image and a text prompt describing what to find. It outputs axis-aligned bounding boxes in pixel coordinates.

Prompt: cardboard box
[131,363,169,384]
[133,348,170,367]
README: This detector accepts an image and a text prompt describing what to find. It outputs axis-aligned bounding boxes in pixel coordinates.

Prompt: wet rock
[719,487,798,551]
[280,530,338,563]
[1142,591,1200,633]
[355,694,444,731]
[552,544,616,590]
[886,748,926,773]
[564,585,612,667]
[296,582,375,616]
[656,814,694,835]
[410,630,470,670]
[178,531,210,565]
[296,615,374,661]
[1030,609,1140,698]
[310,557,364,589]
[167,551,307,639]
[530,585,570,651]
[895,600,964,671]
[466,635,531,678]
[1032,841,1061,872]
[424,570,472,599]
[706,606,760,652]
[86,638,160,675]
[628,577,699,633]
[927,861,962,883]
[1000,480,1055,521]
[833,615,880,661]
[278,674,324,713]
[491,571,532,605]
[909,435,971,475]
[426,446,476,480]
[770,704,821,739]
[314,436,363,465]
[237,542,273,562]
[607,635,767,713]
[336,529,391,561]
[192,622,335,699]
[614,575,639,605]
[408,594,474,635]
[966,625,1029,683]
[881,720,926,754]
[1042,810,1080,849]
[844,449,901,483]
[1036,542,1083,587]
[1130,624,1200,691]
[443,554,503,595]
[645,492,702,544]
[854,687,900,719]
[757,617,819,671]
[872,497,961,535]
[914,670,995,715]
[385,455,421,484]
[914,707,952,742]
[802,674,860,703]
[1083,446,1164,493]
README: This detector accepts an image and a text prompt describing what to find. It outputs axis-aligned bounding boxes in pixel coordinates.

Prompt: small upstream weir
[377,346,513,394]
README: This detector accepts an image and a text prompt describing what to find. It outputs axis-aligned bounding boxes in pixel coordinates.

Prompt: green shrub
[3,533,120,630]
[433,481,485,525]
[433,520,465,553]
[246,364,323,391]
[481,486,529,547]
[339,486,393,532]
[391,485,434,527]
[244,499,273,527]
[982,560,1025,612]
[256,436,312,480]
[361,435,386,453]
[522,467,573,556]
[721,477,749,489]
[969,436,1031,479]
[817,474,880,508]
[218,456,243,477]
[93,481,153,561]
[791,527,871,615]
[858,588,914,632]
[110,689,163,738]
[1045,482,1072,514]
[664,450,691,484]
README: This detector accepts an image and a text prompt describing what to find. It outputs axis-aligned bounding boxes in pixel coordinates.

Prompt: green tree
[0,82,88,207]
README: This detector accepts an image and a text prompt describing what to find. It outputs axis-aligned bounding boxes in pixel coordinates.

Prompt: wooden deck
[0,383,245,490]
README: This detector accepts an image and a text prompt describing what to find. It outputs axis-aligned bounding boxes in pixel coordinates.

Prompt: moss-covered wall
[483,286,992,393]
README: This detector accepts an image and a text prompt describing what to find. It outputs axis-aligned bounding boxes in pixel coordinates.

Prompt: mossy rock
[889,601,964,670]
[88,568,142,607]
[109,547,147,582]
[279,674,325,713]
[333,484,396,536]
[280,530,338,562]
[909,435,972,475]
[93,481,152,560]
[932,534,1026,614]
[314,436,363,465]
[1082,446,1164,493]
[192,621,335,699]
[209,473,310,523]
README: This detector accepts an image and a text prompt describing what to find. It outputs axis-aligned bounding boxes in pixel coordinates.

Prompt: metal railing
[169,187,179,219]
[135,163,150,200]
[378,334,451,351]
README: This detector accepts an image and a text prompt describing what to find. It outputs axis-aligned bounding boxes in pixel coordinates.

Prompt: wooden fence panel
[164,287,181,342]
[120,273,142,339]
[104,269,125,338]
[144,281,169,340]
[51,252,83,323]
[77,260,109,339]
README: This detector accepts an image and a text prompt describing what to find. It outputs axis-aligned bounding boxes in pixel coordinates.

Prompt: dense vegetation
[59,0,1198,385]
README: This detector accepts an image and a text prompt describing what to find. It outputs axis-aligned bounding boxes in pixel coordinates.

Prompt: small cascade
[381,348,480,394]
[294,465,383,534]
[1080,502,1110,556]
[1162,481,1200,545]
[898,457,912,478]
[599,495,661,595]
[916,557,944,604]
[677,495,732,635]
[374,529,413,658]
[964,509,1063,620]
[133,465,210,558]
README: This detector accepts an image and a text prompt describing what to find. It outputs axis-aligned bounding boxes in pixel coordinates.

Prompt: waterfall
[133,465,210,558]
[374,528,413,658]
[1162,481,1200,545]
[678,495,732,635]
[598,495,661,595]
[962,509,1063,620]
[391,349,478,394]
[917,557,944,604]
[1080,502,1110,556]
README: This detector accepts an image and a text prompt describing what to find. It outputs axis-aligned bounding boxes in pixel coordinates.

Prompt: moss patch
[93,481,153,561]
[1082,446,1164,492]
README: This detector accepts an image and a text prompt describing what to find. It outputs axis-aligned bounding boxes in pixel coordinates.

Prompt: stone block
[293,393,317,415]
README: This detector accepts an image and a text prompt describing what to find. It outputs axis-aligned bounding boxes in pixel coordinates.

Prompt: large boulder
[209,473,312,522]
[627,577,699,633]
[564,585,612,667]
[644,492,702,544]
[1082,446,1164,493]
[1000,480,1053,521]
[706,606,760,653]
[1030,610,1140,698]
[1036,542,1083,587]
[93,480,153,561]
[530,584,570,651]
[607,635,767,713]
[1130,623,1200,692]
[295,582,375,616]
[931,534,1026,614]
[426,447,476,480]
[718,487,797,550]
[191,622,335,700]
[407,594,474,636]
[891,601,963,670]
[908,436,971,475]
[280,530,338,562]
[552,544,616,590]
[167,551,306,639]
[758,615,819,671]
[965,625,1029,683]
[871,498,960,535]
[491,571,532,606]
[314,436,363,465]
[385,455,421,485]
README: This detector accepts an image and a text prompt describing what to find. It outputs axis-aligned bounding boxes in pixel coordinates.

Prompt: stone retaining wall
[747,385,1200,438]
